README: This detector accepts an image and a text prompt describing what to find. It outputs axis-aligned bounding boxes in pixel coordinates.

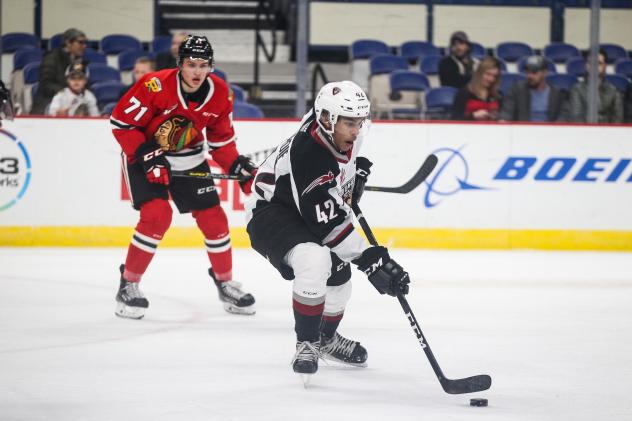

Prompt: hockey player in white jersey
[245,81,410,380]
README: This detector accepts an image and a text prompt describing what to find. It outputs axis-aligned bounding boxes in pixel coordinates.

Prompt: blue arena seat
[101,102,117,116]
[545,74,578,91]
[424,86,457,118]
[499,73,526,95]
[118,50,152,71]
[390,70,430,92]
[470,42,486,59]
[83,48,107,65]
[230,84,246,102]
[100,34,142,54]
[420,55,442,75]
[91,81,126,105]
[399,41,440,63]
[13,49,42,71]
[49,33,64,50]
[23,62,40,84]
[600,43,627,64]
[87,63,121,83]
[496,42,533,62]
[1,32,39,52]
[213,68,227,81]
[615,59,632,79]
[233,101,264,119]
[544,43,580,63]
[496,58,508,72]
[566,57,586,77]
[351,39,389,60]
[152,35,172,53]
[604,74,630,93]
[517,56,556,74]
[370,54,408,75]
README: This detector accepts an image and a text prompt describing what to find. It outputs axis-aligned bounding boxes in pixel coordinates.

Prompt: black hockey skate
[292,340,320,386]
[115,264,149,320]
[209,269,256,315]
[320,332,368,367]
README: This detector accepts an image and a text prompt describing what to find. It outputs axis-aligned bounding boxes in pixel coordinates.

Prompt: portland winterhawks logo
[0,129,31,211]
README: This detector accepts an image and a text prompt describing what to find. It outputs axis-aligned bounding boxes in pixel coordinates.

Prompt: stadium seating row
[352,39,630,64]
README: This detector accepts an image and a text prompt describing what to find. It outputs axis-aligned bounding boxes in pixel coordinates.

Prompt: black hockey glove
[135,141,170,185]
[353,157,373,203]
[229,155,258,194]
[353,246,410,297]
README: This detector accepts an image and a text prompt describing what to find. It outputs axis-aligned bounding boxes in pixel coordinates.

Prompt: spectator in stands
[625,83,632,123]
[499,56,567,122]
[32,28,88,115]
[132,57,155,83]
[439,31,475,89]
[48,62,99,117]
[568,49,623,123]
[452,56,501,121]
[155,32,187,70]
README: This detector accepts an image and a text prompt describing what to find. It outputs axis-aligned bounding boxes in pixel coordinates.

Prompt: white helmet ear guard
[314,80,370,136]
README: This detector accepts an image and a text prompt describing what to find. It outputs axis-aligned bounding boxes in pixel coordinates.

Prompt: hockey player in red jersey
[245,81,410,380]
[110,35,257,319]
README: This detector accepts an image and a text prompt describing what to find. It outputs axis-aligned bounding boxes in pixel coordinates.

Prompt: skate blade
[222,302,256,315]
[115,302,145,319]
[300,374,311,388]
[321,354,368,368]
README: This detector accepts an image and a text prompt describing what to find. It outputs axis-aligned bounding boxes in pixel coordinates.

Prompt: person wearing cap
[47,63,99,117]
[568,49,623,123]
[499,55,567,122]
[32,28,88,115]
[439,31,476,89]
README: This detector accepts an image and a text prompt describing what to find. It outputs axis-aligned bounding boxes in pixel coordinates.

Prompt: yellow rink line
[1,226,631,251]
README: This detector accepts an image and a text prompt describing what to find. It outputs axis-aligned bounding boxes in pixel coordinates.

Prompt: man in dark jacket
[500,56,567,122]
[439,31,475,89]
[155,32,186,70]
[568,49,623,123]
[31,28,87,115]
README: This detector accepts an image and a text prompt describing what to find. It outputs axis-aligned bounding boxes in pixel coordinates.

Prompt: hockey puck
[470,398,488,407]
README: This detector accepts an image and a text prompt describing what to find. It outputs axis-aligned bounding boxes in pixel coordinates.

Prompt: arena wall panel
[1,118,631,250]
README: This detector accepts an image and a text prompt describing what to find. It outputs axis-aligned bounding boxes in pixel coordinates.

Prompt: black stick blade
[440,374,492,395]
[365,153,438,194]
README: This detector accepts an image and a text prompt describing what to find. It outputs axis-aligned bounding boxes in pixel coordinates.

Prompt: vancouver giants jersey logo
[301,171,335,196]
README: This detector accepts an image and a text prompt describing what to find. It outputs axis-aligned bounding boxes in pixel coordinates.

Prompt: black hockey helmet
[178,35,214,68]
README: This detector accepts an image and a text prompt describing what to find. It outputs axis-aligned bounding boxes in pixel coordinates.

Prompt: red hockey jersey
[110,68,239,172]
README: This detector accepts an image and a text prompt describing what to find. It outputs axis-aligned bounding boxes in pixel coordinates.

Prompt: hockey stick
[364,154,438,194]
[171,170,247,181]
[171,154,438,193]
[351,201,492,394]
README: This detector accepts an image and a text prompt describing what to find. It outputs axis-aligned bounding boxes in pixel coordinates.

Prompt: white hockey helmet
[314,80,370,136]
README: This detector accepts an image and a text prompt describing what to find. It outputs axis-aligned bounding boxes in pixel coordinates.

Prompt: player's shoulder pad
[291,127,339,175]
[139,68,177,94]
[208,72,231,99]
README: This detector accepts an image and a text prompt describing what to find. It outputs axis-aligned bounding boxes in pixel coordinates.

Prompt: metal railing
[252,0,278,99]
[310,63,329,109]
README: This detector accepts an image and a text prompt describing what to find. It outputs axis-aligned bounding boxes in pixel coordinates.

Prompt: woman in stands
[451,56,501,121]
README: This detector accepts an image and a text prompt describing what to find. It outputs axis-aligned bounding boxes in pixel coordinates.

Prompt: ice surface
[1,248,631,421]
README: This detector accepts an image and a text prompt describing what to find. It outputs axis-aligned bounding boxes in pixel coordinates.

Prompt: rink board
[0,118,631,250]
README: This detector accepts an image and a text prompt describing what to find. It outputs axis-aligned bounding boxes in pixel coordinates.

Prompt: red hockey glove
[353,246,410,296]
[135,141,171,185]
[229,155,258,194]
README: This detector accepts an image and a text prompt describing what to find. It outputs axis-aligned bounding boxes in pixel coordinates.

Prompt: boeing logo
[422,146,631,208]
[423,146,489,208]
